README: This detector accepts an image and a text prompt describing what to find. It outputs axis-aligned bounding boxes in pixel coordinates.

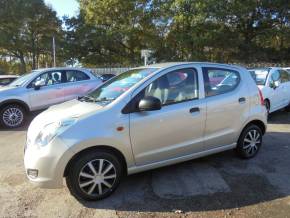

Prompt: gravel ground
[0,110,289,218]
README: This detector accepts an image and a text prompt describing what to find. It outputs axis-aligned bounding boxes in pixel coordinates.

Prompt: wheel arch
[0,99,30,112]
[64,145,128,177]
[240,119,266,137]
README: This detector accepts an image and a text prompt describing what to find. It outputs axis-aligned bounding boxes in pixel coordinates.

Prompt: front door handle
[239,97,246,103]
[189,107,200,113]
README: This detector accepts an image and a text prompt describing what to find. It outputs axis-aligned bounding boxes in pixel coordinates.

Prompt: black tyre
[0,104,26,128]
[265,100,270,117]
[285,103,290,112]
[236,124,263,159]
[66,150,123,201]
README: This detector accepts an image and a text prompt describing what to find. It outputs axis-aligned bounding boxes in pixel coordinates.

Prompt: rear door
[27,70,65,110]
[129,67,206,165]
[62,70,100,101]
[202,67,249,149]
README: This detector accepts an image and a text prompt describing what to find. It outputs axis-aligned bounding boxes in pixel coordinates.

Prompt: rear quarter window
[202,67,240,97]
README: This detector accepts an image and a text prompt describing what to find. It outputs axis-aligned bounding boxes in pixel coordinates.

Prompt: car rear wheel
[0,104,26,128]
[236,124,262,159]
[66,150,123,201]
[285,102,290,112]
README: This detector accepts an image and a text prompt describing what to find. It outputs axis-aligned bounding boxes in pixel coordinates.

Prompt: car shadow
[268,109,290,124]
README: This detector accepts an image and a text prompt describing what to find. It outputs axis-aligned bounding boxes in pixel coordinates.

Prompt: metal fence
[91,67,132,75]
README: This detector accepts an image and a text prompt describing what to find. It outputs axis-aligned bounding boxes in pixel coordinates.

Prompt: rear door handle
[189,107,200,113]
[239,97,246,103]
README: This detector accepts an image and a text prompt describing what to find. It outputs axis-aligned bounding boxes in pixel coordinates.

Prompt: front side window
[30,71,64,88]
[143,68,198,105]
[66,70,90,82]
[203,68,240,97]
[85,68,157,104]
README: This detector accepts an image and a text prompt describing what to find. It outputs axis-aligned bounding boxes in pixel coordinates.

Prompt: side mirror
[269,81,275,89]
[269,81,279,89]
[34,80,45,90]
[138,96,161,112]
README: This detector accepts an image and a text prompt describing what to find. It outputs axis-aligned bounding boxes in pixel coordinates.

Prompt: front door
[129,68,206,166]
[28,70,65,110]
[268,70,284,111]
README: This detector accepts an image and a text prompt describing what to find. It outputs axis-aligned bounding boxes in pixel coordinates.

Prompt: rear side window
[0,78,13,86]
[66,70,90,82]
[203,67,240,97]
[271,71,281,82]
[279,70,290,83]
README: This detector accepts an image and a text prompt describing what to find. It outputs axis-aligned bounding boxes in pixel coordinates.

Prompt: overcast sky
[44,0,79,18]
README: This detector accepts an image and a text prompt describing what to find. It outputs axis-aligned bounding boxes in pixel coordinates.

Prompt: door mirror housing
[269,80,279,89]
[34,80,45,90]
[138,96,161,112]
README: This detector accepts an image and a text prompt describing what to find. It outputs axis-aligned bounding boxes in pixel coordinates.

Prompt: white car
[249,67,290,114]
[24,62,267,201]
[0,67,102,128]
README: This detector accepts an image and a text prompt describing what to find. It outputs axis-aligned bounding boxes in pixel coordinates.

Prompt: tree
[0,0,62,73]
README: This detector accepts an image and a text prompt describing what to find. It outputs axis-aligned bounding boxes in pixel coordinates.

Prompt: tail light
[258,89,265,105]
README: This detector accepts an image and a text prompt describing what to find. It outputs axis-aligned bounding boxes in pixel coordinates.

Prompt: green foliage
[0,0,62,73]
[75,0,290,66]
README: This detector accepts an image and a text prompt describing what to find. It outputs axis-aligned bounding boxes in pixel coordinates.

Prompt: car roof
[249,67,283,71]
[134,62,245,71]
[35,67,91,72]
[0,75,19,79]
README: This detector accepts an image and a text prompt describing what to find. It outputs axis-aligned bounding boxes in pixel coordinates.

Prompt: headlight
[34,118,77,148]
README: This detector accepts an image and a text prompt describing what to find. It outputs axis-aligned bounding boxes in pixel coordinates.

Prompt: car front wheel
[66,150,123,201]
[0,104,26,128]
[236,124,263,159]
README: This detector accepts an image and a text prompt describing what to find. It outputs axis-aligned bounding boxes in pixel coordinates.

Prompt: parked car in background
[98,73,116,82]
[0,67,102,128]
[284,67,290,74]
[0,75,19,87]
[249,67,290,114]
[24,62,267,201]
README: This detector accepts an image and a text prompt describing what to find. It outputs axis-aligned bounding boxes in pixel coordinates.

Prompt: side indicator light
[116,126,124,131]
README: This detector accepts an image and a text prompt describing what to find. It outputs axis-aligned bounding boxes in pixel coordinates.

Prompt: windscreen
[79,68,158,105]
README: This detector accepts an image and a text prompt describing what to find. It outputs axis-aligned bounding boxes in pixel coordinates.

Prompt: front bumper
[24,137,75,189]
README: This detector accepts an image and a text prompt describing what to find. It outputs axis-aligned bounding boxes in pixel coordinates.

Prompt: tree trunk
[19,55,26,73]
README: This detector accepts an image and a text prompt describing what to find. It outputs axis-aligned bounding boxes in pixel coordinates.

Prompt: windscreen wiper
[77,95,97,102]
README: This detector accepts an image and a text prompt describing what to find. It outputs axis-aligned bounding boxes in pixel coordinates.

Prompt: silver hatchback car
[0,67,102,128]
[24,62,267,201]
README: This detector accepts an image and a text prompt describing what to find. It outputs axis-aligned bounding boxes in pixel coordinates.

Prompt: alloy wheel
[78,159,117,197]
[2,107,24,127]
[242,129,261,156]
